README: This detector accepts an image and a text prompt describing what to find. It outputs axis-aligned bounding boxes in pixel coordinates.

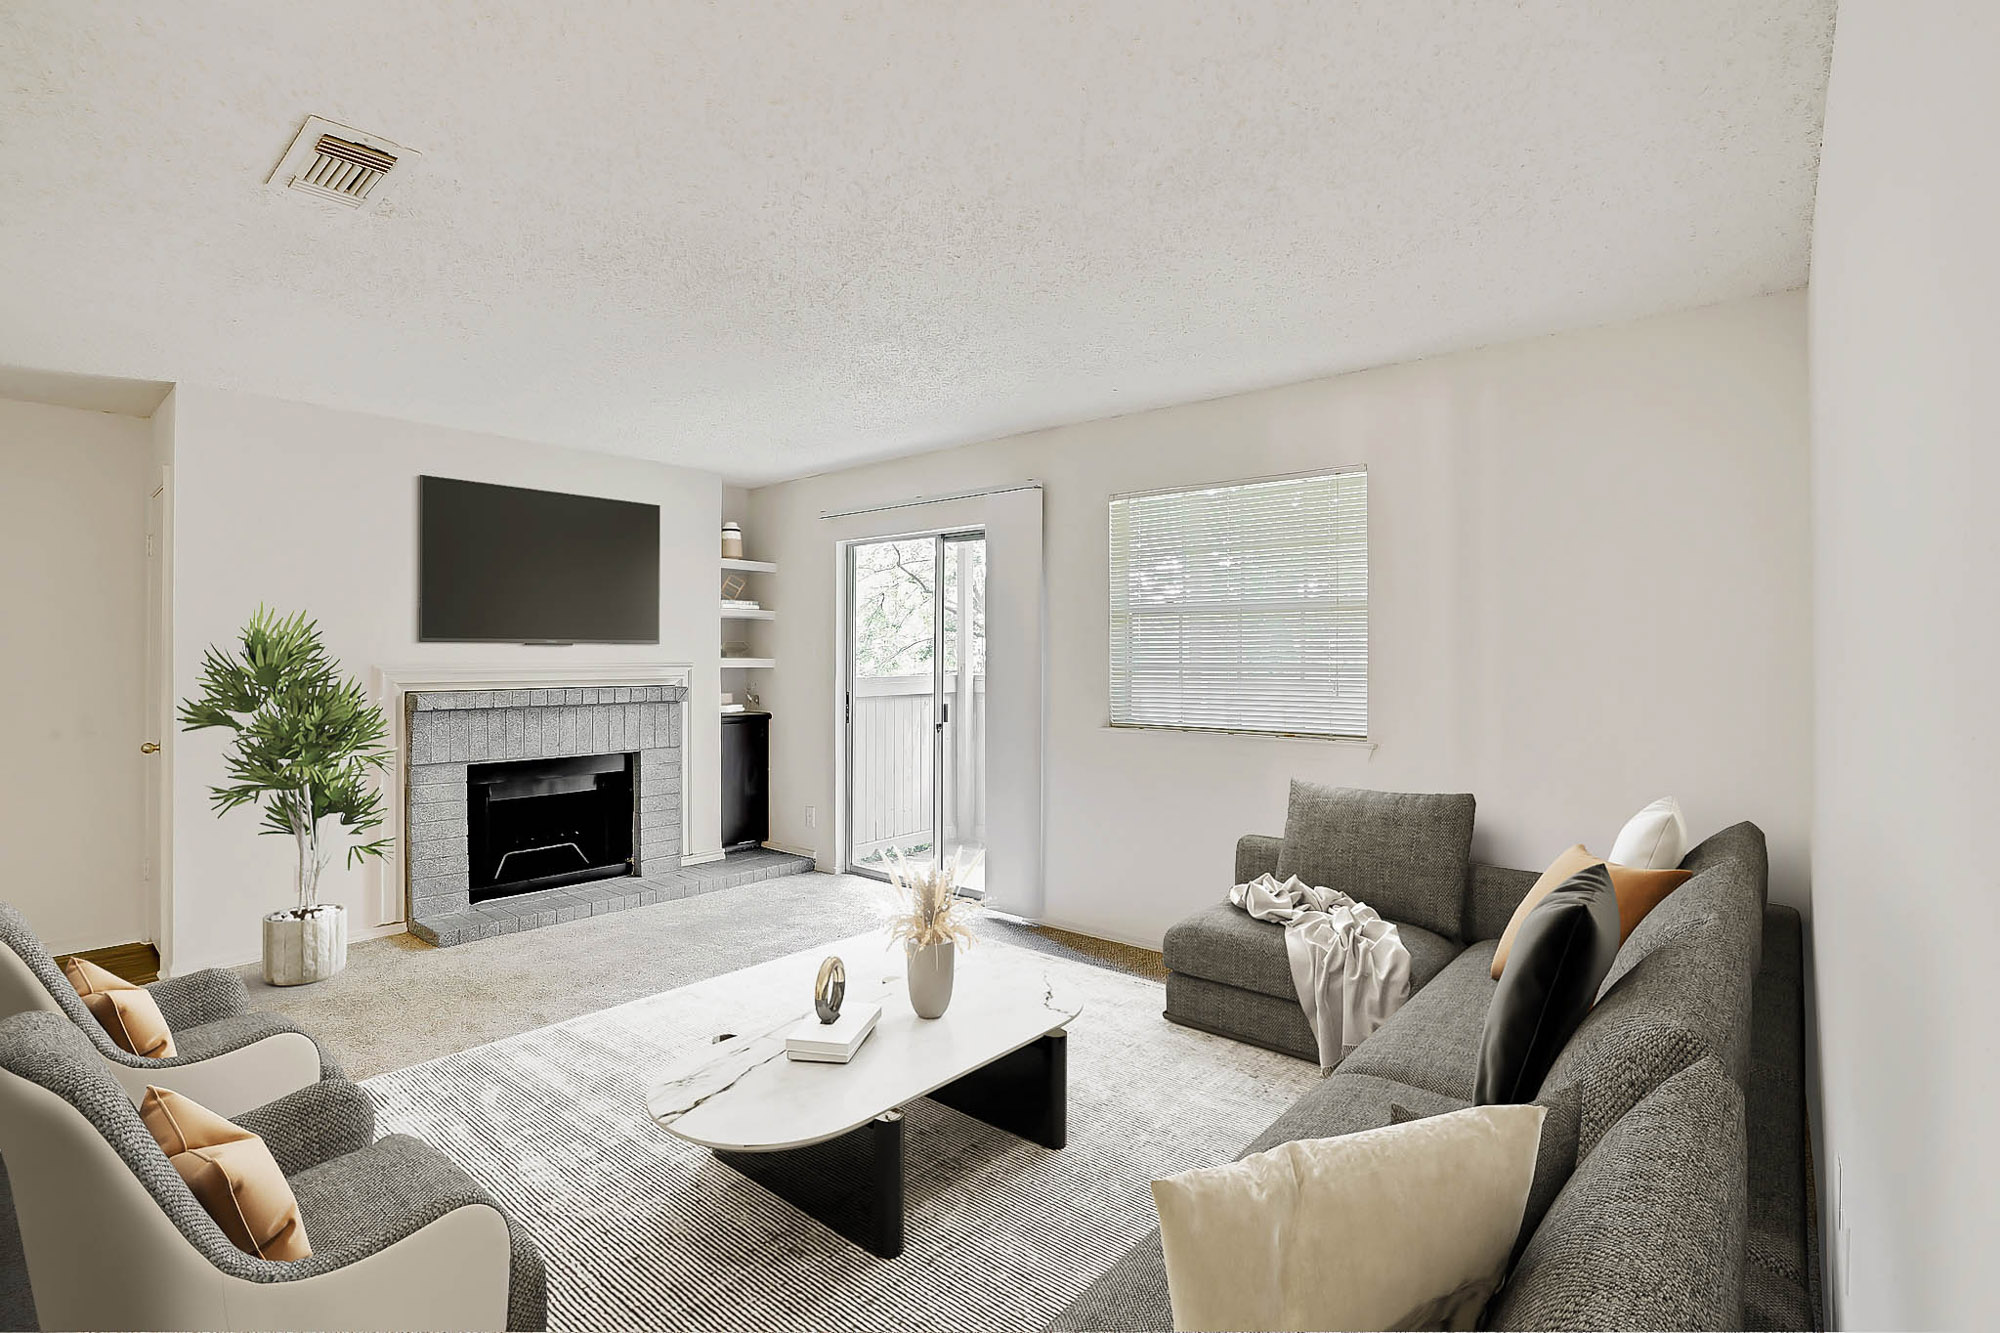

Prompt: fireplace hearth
[469,752,634,901]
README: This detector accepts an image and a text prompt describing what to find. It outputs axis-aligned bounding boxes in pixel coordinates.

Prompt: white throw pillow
[1608,796,1688,869]
[1151,1104,1545,1332]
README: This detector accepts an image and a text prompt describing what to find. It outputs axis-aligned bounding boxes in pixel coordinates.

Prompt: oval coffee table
[647,942,1080,1258]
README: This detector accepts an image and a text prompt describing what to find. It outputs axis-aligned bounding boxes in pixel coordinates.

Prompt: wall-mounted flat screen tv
[419,476,660,643]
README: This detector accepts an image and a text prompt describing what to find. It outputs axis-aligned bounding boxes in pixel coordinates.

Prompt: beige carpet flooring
[241,872,1165,1078]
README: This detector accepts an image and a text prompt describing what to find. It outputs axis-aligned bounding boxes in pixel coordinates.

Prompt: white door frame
[824,486,1044,920]
[838,528,980,882]
[144,464,174,975]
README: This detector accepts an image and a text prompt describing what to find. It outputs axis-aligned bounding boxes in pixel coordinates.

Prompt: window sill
[1102,723,1377,751]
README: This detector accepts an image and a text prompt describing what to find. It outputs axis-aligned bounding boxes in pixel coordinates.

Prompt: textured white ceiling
[0,1,1834,482]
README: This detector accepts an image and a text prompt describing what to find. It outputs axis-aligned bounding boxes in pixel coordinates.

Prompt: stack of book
[721,598,763,611]
[783,1002,881,1063]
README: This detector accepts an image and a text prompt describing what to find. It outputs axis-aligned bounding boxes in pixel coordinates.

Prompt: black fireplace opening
[468,753,634,902]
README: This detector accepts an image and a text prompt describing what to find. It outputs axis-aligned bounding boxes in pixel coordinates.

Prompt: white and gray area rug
[364,936,1318,1331]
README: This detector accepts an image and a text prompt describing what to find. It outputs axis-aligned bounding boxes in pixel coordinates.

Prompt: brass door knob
[140,742,160,754]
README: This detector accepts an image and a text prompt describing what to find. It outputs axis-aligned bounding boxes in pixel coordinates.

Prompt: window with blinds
[1109,469,1367,739]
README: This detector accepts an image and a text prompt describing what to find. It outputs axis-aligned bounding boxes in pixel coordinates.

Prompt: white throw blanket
[1229,874,1413,1070]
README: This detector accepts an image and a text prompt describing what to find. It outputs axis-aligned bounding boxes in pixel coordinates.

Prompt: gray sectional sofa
[1053,806,1816,1332]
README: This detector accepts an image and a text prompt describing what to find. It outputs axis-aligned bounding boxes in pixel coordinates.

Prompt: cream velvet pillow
[1151,1104,1544,1332]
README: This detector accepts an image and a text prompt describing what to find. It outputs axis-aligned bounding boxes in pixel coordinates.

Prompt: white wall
[0,396,152,953]
[749,292,1812,947]
[164,386,723,973]
[1809,5,2000,1325]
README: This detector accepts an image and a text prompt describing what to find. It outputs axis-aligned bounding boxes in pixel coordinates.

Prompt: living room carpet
[362,934,1317,1331]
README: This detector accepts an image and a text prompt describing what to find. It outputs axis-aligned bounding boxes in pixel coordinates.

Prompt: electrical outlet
[806,806,817,829]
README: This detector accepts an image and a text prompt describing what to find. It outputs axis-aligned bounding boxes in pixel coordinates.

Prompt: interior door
[844,532,985,886]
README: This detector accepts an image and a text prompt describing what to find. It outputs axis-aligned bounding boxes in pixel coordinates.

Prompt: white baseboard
[760,840,820,861]
[680,848,726,866]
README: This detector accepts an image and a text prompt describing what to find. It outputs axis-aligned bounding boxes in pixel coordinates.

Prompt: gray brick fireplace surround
[404,685,688,946]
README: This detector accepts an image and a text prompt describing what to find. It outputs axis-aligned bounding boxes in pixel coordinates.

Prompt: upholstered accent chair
[0,1011,546,1331]
[0,902,335,1118]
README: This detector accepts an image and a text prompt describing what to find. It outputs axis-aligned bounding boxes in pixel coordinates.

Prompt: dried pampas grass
[884,846,983,951]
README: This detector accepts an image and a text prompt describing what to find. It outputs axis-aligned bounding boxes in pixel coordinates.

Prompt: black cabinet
[720,711,770,848]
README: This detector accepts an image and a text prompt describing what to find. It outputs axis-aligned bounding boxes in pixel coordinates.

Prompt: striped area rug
[363,933,1317,1331]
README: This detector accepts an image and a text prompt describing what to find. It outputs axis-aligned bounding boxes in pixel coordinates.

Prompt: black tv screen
[419,476,660,643]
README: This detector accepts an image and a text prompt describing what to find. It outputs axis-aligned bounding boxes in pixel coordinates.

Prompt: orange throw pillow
[62,957,176,1058]
[139,1086,312,1261]
[1491,845,1692,979]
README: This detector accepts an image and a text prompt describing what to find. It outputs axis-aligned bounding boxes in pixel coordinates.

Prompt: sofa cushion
[63,957,176,1059]
[1337,940,1499,1100]
[1241,1072,1467,1156]
[140,1085,312,1261]
[1392,1082,1583,1268]
[1163,900,1461,1004]
[1150,1106,1544,1333]
[1274,783,1476,940]
[1052,1071,1476,1333]
[1609,796,1689,870]
[1488,1057,1747,1331]
[1534,857,1762,1144]
[1489,845,1690,978]
[1476,863,1622,1105]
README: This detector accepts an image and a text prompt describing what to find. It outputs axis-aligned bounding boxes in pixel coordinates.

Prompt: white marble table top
[645,932,1080,1152]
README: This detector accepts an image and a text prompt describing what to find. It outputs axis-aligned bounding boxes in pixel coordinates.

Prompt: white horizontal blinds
[1109,469,1367,738]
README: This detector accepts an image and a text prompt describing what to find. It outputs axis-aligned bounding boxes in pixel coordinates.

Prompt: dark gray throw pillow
[1474,862,1621,1106]
[1391,1083,1582,1267]
[1273,782,1476,939]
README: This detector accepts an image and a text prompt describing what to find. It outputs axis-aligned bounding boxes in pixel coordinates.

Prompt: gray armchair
[0,902,336,1117]
[0,1011,546,1331]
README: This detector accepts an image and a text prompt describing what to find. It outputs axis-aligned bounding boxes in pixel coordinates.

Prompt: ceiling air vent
[266,116,419,211]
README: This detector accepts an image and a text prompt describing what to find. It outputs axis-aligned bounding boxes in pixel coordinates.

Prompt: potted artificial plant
[179,607,392,986]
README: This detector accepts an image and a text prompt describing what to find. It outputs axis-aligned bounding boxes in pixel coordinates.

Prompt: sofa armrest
[1234,833,1283,885]
[145,968,251,1029]
[234,1077,377,1175]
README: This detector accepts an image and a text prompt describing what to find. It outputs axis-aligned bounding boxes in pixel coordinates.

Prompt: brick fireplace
[403,685,687,945]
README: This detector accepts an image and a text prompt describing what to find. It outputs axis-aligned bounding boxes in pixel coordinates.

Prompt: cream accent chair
[0,1011,546,1331]
[0,902,327,1117]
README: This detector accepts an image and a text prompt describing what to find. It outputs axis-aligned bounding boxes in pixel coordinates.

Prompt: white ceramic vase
[262,904,348,986]
[906,941,955,1019]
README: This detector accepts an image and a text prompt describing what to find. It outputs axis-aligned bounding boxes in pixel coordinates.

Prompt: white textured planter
[262,905,348,986]
[906,941,956,1019]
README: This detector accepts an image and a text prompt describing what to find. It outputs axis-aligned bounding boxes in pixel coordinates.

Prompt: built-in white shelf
[721,607,775,621]
[721,658,777,670]
[721,557,778,574]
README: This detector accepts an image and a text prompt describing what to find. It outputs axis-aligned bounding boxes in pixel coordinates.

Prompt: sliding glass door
[844,531,986,891]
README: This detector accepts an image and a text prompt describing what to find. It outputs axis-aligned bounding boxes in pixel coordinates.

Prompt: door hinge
[844,692,851,725]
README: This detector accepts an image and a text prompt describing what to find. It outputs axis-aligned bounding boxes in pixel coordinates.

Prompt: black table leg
[716,1111,906,1258]
[926,1030,1068,1150]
